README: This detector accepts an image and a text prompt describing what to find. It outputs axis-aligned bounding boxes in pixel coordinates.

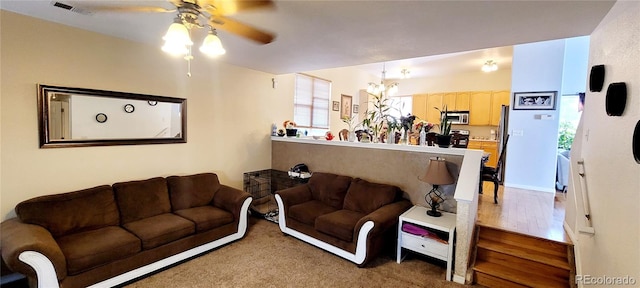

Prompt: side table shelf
[397,205,456,281]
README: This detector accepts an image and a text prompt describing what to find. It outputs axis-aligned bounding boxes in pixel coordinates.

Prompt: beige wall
[393,68,512,96]
[566,1,640,282]
[0,11,292,219]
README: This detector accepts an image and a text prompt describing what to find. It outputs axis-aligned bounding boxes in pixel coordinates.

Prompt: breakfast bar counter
[271,136,484,284]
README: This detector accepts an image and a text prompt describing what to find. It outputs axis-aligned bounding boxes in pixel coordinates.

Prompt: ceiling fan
[56,0,276,44]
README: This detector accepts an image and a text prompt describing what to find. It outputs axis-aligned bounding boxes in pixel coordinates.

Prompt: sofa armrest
[275,185,313,211]
[1,218,67,280]
[355,199,413,236]
[213,185,252,220]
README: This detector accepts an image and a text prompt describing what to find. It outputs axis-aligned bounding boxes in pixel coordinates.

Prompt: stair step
[474,271,529,288]
[476,249,570,281]
[477,238,571,270]
[478,225,570,258]
[473,261,569,288]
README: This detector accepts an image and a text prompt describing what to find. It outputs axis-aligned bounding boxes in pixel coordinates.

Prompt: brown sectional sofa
[1,173,251,288]
[275,172,412,266]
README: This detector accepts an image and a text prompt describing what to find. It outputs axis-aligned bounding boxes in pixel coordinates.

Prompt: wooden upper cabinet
[443,93,457,111]
[469,91,492,125]
[455,92,471,111]
[412,94,428,121]
[490,90,511,126]
[426,93,444,124]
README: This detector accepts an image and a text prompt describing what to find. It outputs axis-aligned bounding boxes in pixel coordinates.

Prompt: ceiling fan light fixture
[162,19,193,56]
[200,29,226,57]
[482,60,498,72]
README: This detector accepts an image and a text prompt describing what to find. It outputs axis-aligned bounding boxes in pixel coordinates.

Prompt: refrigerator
[496,105,510,184]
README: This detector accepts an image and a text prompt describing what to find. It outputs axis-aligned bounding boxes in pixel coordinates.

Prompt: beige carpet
[124,218,479,288]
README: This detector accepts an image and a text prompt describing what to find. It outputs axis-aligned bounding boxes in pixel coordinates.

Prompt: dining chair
[425,132,438,146]
[338,129,349,141]
[480,134,510,204]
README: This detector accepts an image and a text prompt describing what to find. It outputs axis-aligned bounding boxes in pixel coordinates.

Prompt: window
[294,74,331,129]
[389,95,413,120]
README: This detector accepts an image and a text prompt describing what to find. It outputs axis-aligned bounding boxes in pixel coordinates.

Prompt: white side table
[397,205,456,281]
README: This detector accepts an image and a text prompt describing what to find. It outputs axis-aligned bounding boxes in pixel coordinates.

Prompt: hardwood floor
[476,183,571,244]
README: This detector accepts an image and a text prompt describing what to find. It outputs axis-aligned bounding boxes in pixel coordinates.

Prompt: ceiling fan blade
[82,6,176,13]
[209,16,275,44]
[199,0,274,15]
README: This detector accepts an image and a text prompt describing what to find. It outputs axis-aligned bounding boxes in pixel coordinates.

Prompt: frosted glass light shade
[199,32,226,56]
[161,22,192,56]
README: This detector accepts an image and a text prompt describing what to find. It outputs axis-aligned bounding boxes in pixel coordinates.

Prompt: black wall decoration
[634,120,640,164]
[605,82,627,116]
[589,65,605,92]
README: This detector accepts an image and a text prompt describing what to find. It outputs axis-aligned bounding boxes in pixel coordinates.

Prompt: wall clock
[124,104,135,113]
[96,113,107,123]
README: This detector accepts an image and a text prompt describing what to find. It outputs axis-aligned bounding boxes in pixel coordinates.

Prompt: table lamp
[421,157,454,217]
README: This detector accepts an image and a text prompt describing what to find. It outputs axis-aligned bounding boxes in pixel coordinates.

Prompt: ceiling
[1,0,615,78]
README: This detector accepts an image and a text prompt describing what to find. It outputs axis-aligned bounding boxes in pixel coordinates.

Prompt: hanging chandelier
[161,2,226,77]
[366,64,399,96]
[482,60,498,72]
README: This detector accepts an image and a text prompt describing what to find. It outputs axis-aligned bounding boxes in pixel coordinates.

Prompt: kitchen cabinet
[412,94,428,121]
[455,92,471,111]
[469,140,498,167]
[490,90,510,126]
[426,93,444,124]
[442,92,470,111]
[469,91,492,125]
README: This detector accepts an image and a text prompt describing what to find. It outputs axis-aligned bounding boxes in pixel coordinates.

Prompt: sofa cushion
[57,226,140,275]
[113,177,171,224]
[315,210,365,242]
[174,206,234,233]
[122,213,195,250]
[307,172,352,209]
[343,178,399,214]
[15,185,119,238]
[167,173,221,211]
[289,200,338,225]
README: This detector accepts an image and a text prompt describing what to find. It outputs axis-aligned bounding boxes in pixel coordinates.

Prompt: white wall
[561,36,590,96]
[505,40,565,192]
[0,11,291,219]
[566,1,640,284]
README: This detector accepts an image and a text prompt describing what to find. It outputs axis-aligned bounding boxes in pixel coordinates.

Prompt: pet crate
[243,169,309,223]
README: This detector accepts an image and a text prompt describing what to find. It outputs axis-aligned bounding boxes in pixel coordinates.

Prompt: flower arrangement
[414,120,434,133]
[341,116,359,132]
[283,120,297,129]
[400,114,416,133]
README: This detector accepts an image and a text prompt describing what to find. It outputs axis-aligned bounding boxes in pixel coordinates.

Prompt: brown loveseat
[275,172,412,266]
[1,173,252,288]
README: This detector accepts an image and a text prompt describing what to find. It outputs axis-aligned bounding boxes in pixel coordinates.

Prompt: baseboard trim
[503,182,555,193]
[453,274,466,284]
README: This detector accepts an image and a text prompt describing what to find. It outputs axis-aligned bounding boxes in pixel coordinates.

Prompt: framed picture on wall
[353,104,359,114]
[513,91,557,110]
[341,94,352,119]
[332,101,340,111]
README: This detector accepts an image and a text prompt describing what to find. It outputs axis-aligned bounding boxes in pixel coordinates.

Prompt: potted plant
[400,114,416,144]
[363,91,393,143]
[341,115,360,142]
[283,120,298,137]
[386,116,399,144]
[434,106,452,148]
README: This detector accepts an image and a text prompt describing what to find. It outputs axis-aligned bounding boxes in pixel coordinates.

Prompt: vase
[419,128,427,146]
[349,131,356,142]
[387,130,395,144]
[436,134,452,148]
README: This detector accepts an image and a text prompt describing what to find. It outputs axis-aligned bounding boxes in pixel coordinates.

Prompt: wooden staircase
[472,225,575,288]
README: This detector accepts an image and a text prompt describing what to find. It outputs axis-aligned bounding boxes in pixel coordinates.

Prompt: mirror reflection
[39,85,187,148]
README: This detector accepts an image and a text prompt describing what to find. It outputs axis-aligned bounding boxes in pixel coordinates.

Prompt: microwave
[445,111,469,125]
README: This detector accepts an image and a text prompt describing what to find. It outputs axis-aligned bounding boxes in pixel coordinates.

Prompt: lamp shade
[161,21,192,56]
[200,30,226,57]
[421,158,454,185]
